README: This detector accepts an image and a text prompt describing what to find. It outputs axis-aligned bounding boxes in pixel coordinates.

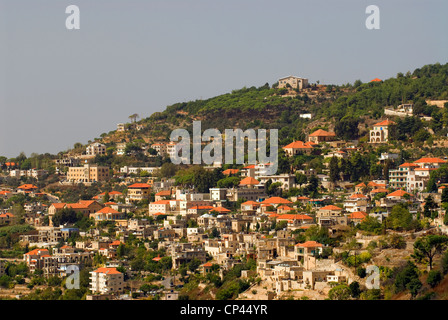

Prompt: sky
[0,0,447,158]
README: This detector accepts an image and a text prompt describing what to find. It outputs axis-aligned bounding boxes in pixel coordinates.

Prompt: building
[116,143,127,156]
[278,76,309,90]
[90,267,124,295]
[282,141,315,156]
[90,207,125,223]
[67,163,110,183]
[86,142,106,156]
[127,183,152,203]
[369,119,396,143]
[308,129,336,143]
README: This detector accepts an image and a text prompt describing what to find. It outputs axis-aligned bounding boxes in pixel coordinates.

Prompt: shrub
[427,270,442,288]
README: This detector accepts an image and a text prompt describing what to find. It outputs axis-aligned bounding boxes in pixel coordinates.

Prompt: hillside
[91,62,448,158]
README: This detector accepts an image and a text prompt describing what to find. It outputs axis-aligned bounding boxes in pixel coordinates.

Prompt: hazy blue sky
[1,0,447,158]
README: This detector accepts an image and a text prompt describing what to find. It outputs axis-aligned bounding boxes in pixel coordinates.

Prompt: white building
[90,267,124,295]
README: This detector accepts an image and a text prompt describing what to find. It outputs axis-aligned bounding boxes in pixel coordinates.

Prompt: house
[90,207,125,223]
[308,129,336,143]
[116,143,127,156]
[155,190,172,201]
[386,190,411,201]
[283,141,314,156]
[278,76,309,90]
[149,200,172,214]
[347,211,368,225]
[344,193,369,213]
[90,267,124,295]
[0,213,14,225]
[126,183,152,203]
[17,184,38,194]
[294,241,323,262]
[369,119,396,143]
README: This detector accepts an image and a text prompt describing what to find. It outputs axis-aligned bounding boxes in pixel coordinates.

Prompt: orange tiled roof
[370,78,382,82]
[128,183,151,189]
[276,214,313,221]
[209,206,231,213]
[222,169,239,175]
[17,184,38,190]
[151,200,171,205]
[374,119,396,126]
[309,129,336,137]
[261,197,292,205]
[387,190,410,197]
[51,203,67,209]
[96,207,120,214]
[239,176,260,185]
[399,162,420,168]
[349,193,368,199]
[347,211,368,220]
[92,267,122,275]
[67,203,89,209]
[156,190,171,196]
[296,240,323,248]
[241,200,259,206]
[414,157,447,164]
[283,141,313,149]
[371,188,389,193]
[320,205,342,211]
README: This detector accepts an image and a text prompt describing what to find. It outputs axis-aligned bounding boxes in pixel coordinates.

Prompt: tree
[295,173,307,188]
[349,281,361,298]
[328,284,351,300]
[394,261,421,297]
[329,156,340,183]
[413,235,448,269]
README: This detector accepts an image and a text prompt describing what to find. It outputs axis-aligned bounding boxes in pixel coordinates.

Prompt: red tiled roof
[370,78,382,82]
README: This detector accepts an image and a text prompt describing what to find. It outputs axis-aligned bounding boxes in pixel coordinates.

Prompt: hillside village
[2,63,448,301]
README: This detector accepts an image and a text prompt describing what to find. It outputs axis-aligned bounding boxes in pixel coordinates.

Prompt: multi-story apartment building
[90,267,124,295]
[126,183,152,203]
[389,157,446,192]
[86,142,106,156]
[67,163,109,183]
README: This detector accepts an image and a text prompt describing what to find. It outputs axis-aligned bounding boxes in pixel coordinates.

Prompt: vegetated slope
[86,62,448,151]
